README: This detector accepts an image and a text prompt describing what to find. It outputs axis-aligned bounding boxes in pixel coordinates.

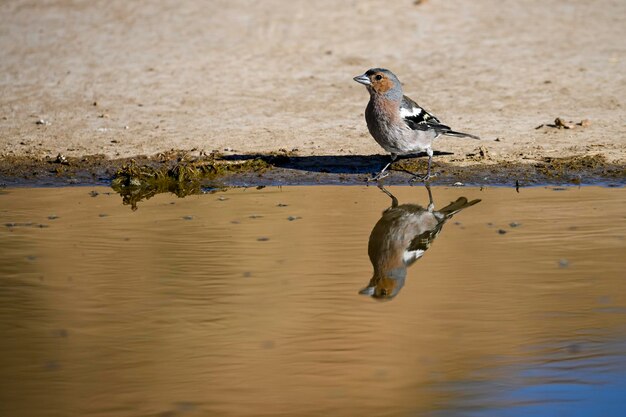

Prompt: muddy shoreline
[1,151,624,189]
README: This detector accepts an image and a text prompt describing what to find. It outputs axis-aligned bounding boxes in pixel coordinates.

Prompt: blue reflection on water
[432,337,626,417]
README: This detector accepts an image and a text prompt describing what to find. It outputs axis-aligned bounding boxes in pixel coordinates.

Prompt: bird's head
[353,68,402,99]
[359,269,406,301]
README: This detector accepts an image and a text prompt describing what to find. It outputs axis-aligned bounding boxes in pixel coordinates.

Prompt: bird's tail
[443,130,480,140]
[438,197,481,217]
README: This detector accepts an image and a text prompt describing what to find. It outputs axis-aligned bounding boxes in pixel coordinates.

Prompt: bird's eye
[375,74,383,81]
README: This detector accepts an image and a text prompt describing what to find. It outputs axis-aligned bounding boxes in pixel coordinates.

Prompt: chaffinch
[360,184,481,300]
[354,68,480,182]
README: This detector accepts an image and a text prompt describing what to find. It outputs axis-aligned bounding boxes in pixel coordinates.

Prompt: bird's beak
[359,286,375,296]
[353,74,371,86]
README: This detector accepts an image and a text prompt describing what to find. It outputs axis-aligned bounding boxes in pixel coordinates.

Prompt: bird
[360,184,481,300]
[353,68,480,182]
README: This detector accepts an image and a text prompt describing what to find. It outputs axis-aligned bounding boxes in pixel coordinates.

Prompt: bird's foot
[367,171,390,182]
[408,172,437,184]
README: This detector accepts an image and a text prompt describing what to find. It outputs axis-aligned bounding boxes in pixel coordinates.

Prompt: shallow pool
[1,185,625,417]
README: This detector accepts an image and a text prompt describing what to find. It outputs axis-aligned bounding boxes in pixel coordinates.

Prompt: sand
[1,0,625,168]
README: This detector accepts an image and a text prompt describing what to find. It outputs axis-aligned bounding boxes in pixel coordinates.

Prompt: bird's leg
[409,148,436,183]
[368,154,397,182]
[425,183,434,212]
[377,184,399,208]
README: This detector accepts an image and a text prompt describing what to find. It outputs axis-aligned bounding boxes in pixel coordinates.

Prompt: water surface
[1,185,625,417]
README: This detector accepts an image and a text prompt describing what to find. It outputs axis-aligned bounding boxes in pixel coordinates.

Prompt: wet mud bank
[1,151,624,192]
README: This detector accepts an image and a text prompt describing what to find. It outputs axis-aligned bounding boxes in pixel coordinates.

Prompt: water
[0,185,625,417]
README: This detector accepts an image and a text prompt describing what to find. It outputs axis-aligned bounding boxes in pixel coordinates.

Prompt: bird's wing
[401,95,481,139]
[400,95,451,132]
[402,229,433,266]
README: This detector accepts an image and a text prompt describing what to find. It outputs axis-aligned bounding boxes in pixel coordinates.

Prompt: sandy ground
[1,0,625,168]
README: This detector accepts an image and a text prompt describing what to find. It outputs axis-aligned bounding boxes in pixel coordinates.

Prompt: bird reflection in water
[360,185,481,300]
